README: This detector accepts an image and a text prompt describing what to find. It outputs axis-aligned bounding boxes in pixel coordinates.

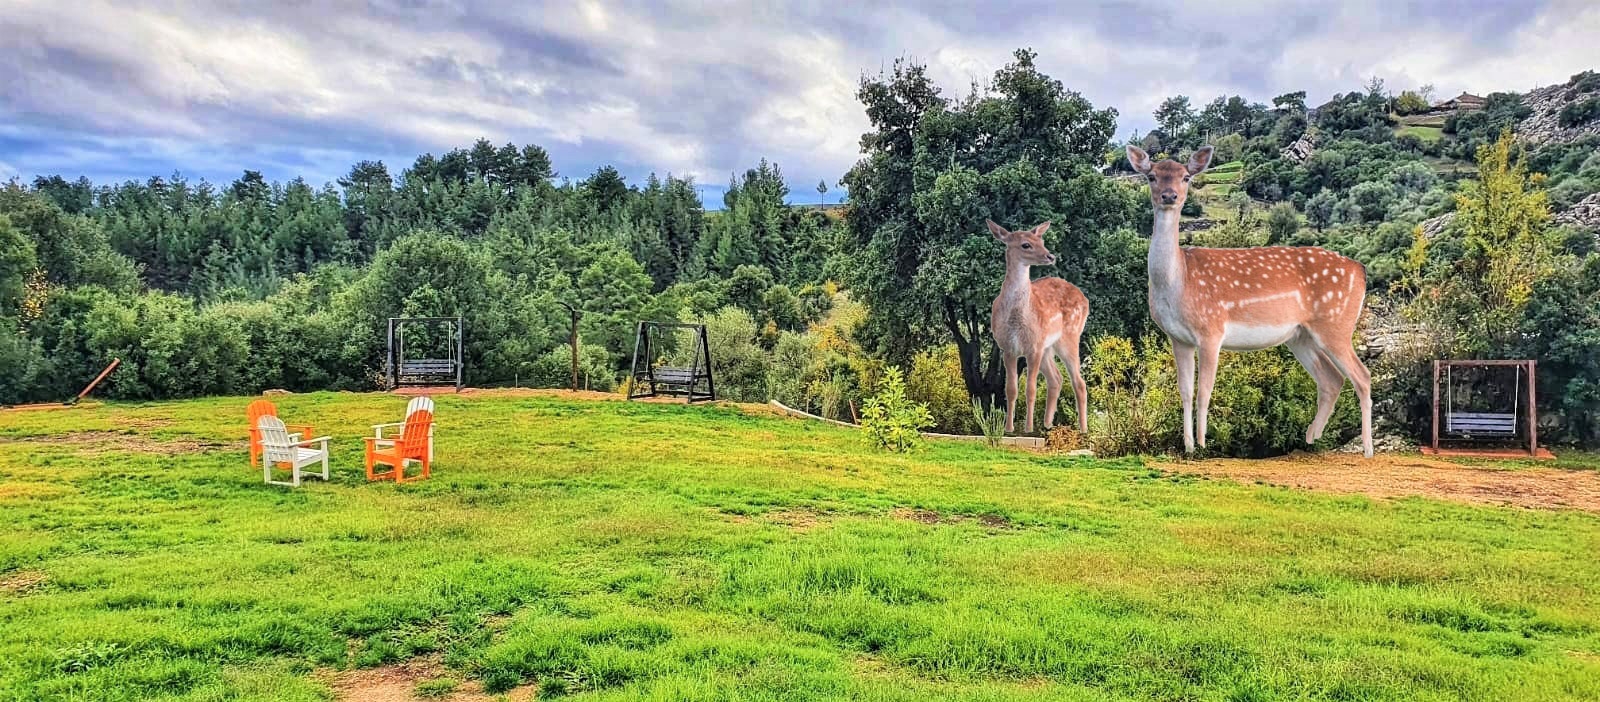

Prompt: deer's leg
[1194,338,1222,450]
[1311,332,1373,458]
[1023,351,1043,433]
[1003,355,1019,433]
[1287,334,1343,444]
[1056,338,1089,434]
[1042,352,1063,430]
[1173,340,1197,453]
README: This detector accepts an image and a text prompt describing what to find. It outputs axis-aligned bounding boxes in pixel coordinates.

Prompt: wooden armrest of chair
[293,436,332,448]
[285,423,315,433]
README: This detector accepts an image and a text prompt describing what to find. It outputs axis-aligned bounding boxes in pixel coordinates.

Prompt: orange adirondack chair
[365,409,433,483]
[246,400,314,468]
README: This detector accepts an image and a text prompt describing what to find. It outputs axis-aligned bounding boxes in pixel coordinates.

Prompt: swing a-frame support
[1428,359,1550,458]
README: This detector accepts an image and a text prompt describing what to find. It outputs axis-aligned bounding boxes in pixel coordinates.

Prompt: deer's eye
[1146,175,1157,181]
[1183,175,1192,182]
[1020,243,1032,250]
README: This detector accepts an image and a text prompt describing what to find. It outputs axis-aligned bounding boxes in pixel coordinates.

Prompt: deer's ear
[1186,145,1215,175]
[1126,146,1153,174]
[986,219,1011,242]
[1031,221,1051,237]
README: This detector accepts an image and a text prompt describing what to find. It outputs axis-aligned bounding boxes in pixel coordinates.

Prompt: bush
[530,344,616,391]
[689,307,769,402]
[1084,335,1180,457]
[1558,98,1600,128]
[906,344,974,433]
[860,366,934,452]
[1083,334,1358,457]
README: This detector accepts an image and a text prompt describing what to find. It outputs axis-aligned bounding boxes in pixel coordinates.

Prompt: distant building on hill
[1434,92,1487,112]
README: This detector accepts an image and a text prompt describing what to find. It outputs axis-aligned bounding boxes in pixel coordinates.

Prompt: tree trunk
[944,299,1004,410]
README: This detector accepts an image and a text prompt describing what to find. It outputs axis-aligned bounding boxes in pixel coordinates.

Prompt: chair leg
[321,453,330,481]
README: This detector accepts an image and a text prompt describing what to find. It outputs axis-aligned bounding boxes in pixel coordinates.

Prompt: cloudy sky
[2,0,1597,206]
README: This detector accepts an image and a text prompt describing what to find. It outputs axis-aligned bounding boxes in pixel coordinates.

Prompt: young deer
[1127,145,1373,457]
[987,220,1089,434]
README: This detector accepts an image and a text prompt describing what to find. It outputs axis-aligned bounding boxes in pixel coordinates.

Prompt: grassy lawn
[2,392,1598,700]
[1396,125,1445,143]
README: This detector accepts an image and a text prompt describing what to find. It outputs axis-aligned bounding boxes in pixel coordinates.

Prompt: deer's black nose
[1160,191,1178,204]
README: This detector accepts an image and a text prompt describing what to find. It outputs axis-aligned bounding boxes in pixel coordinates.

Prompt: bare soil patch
[0,431,226,455]
[892,507,1014,529]
[1159,452,1600,512]
[321,655,535,702]
[0,570,47,596]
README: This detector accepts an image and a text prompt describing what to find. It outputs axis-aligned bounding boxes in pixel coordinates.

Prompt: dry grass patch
[1,430,227,455]
[0,570,46,596]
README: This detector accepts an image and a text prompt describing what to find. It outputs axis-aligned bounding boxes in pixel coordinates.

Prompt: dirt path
[1158,452,1600,513]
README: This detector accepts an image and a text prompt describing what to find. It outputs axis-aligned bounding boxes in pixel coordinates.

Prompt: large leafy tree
[840,49,1141,407]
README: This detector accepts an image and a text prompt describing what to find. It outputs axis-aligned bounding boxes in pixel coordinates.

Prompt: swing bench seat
[398,359,456,378]
[652,367,700,385]
[1445,412,1518,436]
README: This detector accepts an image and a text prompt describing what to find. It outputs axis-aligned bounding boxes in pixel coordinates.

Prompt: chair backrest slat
[247,400,277,440]
[400,410,433,454]
[405,396,434,419]
[257,416,295,462]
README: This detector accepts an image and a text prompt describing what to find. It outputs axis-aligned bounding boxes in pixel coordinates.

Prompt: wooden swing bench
[627,322,716,403]
[396,359,457,384]
[1444,412,1518,436]
[1427,359,1551,458]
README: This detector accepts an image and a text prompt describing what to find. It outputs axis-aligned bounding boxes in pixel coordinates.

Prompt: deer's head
[987,220,1055,266]
[1127,145,1214,211]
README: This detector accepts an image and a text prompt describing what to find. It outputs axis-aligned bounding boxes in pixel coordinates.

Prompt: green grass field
[1396,125,1445,143]
[2,392,1598,700]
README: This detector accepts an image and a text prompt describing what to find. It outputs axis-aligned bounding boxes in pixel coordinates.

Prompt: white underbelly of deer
[1221,321,1298,351]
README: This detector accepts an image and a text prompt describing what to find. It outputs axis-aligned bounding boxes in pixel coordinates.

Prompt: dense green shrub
[1558,98,1600,128]
[530,344,617,391]
[860,366,934,452]
[906,344,975,433]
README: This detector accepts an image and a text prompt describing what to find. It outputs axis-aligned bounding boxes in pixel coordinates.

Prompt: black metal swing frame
[628,322,715,403]
[387,317,464,391]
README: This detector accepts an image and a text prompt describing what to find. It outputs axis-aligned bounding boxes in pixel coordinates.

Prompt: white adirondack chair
[373,396,435,462]
[258,415,331,487]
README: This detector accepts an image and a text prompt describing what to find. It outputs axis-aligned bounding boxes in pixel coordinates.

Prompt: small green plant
[415,678,459,698]
[860,366,934,452]
[970,398,1006,447]
[54,641,124,674]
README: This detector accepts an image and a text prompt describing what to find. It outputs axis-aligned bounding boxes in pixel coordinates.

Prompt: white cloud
[0,0,1594,191]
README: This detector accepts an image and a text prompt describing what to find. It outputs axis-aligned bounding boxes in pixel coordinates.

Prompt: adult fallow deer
[1127,145,1373,457]
[987,220,1089,435]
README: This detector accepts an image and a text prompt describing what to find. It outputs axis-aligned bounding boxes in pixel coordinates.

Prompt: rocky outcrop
[1417,212,1456,240]
[1280,130,1316,163]
[1554,191,1600,230]
[1518,76,1600,145]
